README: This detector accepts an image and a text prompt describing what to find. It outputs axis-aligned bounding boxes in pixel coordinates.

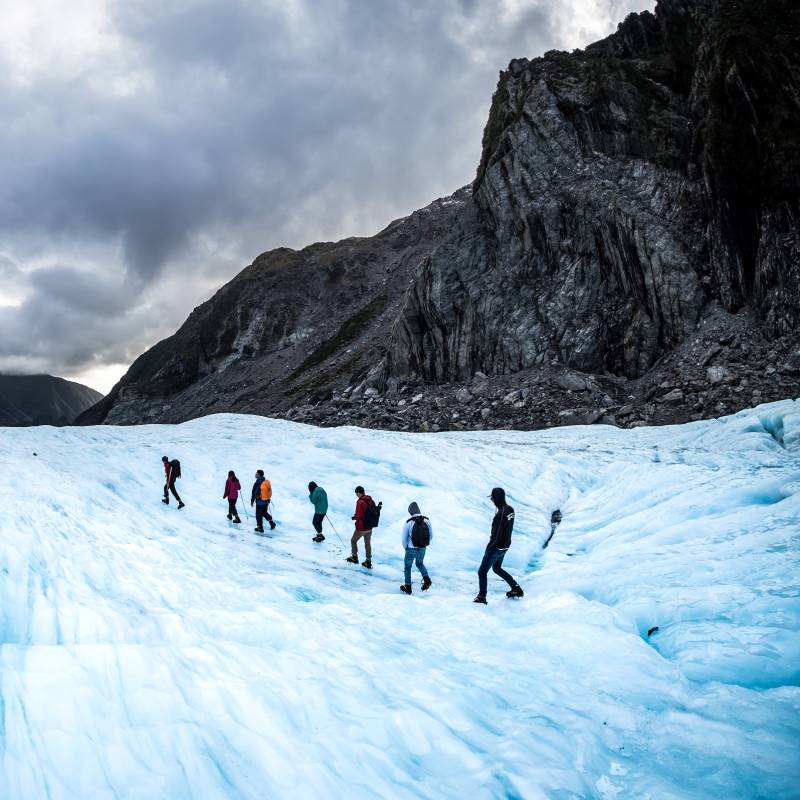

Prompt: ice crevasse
[0,400,799,799]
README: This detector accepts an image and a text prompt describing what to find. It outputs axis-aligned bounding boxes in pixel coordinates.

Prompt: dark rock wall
[384,0,799,385]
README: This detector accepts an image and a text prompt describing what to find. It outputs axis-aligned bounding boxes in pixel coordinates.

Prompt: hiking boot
[362,560,372,569]
[162,498,169,505]
[506,585,524,598]
[233,517,241,524]
[227,513,232,521]
[178,502,185,510]
[473,595,487,605]
[346,555,359,564]
[400,584,412,594]
[269,521,276,530]
[255,527,265,533]
[312,534,325,542]
[421,576,432,591]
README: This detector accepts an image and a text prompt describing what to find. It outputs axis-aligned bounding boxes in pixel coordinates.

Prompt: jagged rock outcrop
[384,0,799,386]
[0,374,102,426]
[78,0,799,431]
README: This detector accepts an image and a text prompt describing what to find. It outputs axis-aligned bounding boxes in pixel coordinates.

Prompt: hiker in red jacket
[346,485,381,569]
[223,470,241,524]
[161,456,185,509]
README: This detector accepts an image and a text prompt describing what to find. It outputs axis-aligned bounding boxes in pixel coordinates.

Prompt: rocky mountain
[0,374,103,426]
[78,0,800,431]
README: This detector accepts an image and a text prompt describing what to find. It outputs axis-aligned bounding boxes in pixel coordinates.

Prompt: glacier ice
[1,401,799,798]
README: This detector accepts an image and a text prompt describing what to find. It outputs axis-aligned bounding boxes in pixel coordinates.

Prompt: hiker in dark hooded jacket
[400,501,432,594]
[161,456,185,508]
[474,487,522,604]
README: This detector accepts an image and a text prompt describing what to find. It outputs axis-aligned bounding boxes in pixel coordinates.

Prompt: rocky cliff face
[384,0,799,385]
[79,0,799,431]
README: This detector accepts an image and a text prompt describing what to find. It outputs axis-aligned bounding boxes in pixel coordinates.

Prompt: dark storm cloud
[0,0,653,385]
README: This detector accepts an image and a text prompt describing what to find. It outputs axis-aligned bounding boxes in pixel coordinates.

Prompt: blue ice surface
[0,400,799,798]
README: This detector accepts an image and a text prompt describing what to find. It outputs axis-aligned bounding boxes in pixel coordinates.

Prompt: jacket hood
[407,501,422,517]
[491,487,506,507]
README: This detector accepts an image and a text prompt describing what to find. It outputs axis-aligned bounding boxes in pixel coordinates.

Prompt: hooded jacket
[224,477,241,500]
[486,488,515,551]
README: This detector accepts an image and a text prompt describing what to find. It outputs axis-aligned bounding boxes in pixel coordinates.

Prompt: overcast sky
[0,0,653,394]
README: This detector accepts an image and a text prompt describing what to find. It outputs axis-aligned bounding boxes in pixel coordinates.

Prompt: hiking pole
[325,515,346,549]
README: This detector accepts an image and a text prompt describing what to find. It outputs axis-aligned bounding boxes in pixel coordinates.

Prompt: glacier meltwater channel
[1,401,799,799]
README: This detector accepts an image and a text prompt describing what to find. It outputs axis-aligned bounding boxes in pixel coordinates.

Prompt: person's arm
[223,481,228,499]
[426,519,433,543]
[486,512,501,550]
[402,521,411,549]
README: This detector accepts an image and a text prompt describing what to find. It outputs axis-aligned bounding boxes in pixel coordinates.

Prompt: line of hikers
[160,455,523,602]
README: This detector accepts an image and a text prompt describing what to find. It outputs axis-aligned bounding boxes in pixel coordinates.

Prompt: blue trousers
[404,547,429,585]
[478,548,515,596]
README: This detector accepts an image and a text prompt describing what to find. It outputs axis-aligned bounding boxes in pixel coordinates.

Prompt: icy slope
[1,401,799,799]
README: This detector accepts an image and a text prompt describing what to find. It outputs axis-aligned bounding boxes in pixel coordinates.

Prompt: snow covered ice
[1,401,799,799]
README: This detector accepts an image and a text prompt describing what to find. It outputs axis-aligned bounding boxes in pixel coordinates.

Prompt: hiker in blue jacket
[308,481,329,542]
[400,501,432,594]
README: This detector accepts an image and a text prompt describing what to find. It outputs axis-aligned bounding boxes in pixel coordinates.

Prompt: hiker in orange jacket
[250,469,275,532]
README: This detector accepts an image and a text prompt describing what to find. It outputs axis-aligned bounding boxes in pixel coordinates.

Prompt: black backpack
[363,498,382,528]
[409,516,430,547]
[170,459,181,479]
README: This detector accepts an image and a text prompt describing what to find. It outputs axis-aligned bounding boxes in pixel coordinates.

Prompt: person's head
[256,469,264,479]
[490,487,506,508]
[228,470,236,479]
[308,481,318,492]
[162,456,168,463]
[355,485,365,497]
[408,501,421,517]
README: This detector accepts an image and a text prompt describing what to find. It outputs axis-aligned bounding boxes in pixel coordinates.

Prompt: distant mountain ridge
[0,374,103,426]
[78,0,800,431]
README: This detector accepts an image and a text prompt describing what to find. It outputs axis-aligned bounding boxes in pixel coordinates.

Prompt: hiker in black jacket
[474,487,522,604]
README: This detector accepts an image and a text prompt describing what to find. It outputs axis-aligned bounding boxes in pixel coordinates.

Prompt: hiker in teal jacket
[308,481,329,542]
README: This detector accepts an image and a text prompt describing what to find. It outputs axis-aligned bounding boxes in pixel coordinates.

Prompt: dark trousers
[227,499,239,518]
[312,513,325,534]
[478,548,515,597]
[255,501,273,529]
[164,478,182,504]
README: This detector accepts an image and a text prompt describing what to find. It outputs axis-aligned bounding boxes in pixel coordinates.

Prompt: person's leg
[363,530,372,560]
[477,550,494,597]
[491,551,516,588]
[163,482,169,501]
[415,547,429,578]
[256,505,265,530]
[351,530,362,558]
[404,548,415,585]
[227,499,235,517]
[312,514,324,534]
[169,479,183,504]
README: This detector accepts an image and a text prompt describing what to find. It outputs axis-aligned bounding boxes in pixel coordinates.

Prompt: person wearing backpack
[308,481,328,542]
[347,485,381,568]
[161,455,185,509]
[400,501,432,594]
[224,470,242,524]
[474,487,523,604]
[250,469,276,533]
